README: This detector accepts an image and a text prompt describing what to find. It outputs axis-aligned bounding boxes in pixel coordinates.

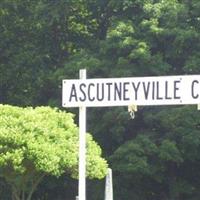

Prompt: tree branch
[27,174,45,200]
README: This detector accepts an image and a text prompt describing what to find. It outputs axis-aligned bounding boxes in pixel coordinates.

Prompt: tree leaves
[0,104,107,199]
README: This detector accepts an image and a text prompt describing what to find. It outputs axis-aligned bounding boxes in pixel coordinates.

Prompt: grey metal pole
[78,69,87,200]
[104,168,113,200]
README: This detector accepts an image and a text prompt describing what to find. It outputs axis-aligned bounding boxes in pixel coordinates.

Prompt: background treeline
[1,0,200,199]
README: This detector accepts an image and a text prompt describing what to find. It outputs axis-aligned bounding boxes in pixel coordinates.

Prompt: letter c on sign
[88,83,95,101]
[191,80,199,99]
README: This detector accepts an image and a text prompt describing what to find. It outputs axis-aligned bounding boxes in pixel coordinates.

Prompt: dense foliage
[0,105,107,200]
[1,0,200,199]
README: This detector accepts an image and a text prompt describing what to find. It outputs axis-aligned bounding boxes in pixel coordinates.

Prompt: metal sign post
[105,168,113,200]
[78,69,86,200]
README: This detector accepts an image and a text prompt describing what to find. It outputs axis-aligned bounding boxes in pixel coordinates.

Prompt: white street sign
[62,75,200,107]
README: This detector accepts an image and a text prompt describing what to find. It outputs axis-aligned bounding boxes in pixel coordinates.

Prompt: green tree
[0,0,98,106]
[1,0,200,199]
[0,104,107,200]
[110,106,200,200]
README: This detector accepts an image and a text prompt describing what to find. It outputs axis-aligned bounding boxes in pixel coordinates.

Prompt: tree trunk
[11,186,20,200]
[26,174,45,200]
[11,174,45,200]
[168,163,179,200]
